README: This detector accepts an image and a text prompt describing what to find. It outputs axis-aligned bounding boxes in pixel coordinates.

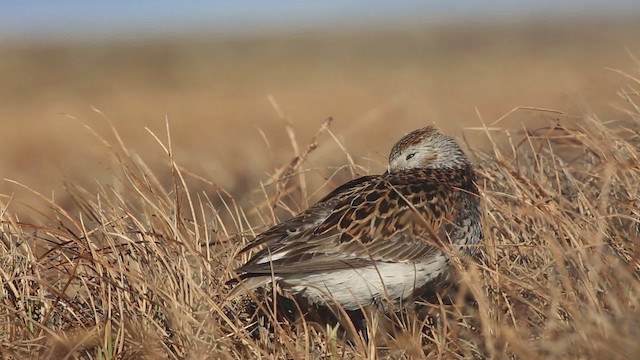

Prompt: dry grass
[1,18,640,206]
[1,19,640,359]
[1,63,639,358]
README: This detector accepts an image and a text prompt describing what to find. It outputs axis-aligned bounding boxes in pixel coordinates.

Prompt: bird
[229,126,482,311]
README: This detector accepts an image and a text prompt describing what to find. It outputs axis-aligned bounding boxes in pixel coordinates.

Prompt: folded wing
[237,168,470,275]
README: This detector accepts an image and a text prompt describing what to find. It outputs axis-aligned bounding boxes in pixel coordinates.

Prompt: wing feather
[237,167,477,275]
[238,175,378,254]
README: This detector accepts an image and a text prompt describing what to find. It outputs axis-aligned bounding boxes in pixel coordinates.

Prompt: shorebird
[229,126,481,311]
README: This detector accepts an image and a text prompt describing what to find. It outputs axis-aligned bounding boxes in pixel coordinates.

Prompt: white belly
[281,257,447,310]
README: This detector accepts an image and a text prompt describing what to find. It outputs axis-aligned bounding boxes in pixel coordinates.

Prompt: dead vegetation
[1,36,640,358]
[2,19,640,204]
[2,87,639,359]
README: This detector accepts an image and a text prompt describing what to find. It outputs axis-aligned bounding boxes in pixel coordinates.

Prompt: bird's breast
[281,256,448,310]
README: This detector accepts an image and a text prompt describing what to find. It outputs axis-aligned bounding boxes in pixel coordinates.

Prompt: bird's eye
[405,153,416,161]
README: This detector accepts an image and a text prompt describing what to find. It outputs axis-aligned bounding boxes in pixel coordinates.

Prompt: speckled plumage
[230,126,482,310]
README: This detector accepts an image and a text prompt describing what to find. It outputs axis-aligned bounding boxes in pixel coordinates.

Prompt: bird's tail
[225,276,272,301]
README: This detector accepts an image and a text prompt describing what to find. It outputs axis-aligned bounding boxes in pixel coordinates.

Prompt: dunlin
[230,126,481,311]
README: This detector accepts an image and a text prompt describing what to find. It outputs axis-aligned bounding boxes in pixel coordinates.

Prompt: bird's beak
[383,168,390,175]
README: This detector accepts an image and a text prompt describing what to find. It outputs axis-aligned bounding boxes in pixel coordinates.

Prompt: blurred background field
[1,2,640,212]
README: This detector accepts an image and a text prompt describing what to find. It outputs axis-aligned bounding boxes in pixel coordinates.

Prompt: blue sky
[1,1,639,44]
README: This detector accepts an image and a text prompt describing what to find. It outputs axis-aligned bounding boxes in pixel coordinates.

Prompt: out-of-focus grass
[1,64,639,358]
[1,19,639,209]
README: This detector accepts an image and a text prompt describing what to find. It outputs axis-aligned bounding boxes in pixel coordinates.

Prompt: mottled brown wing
[238,176,378,254]
[238,168,475,275]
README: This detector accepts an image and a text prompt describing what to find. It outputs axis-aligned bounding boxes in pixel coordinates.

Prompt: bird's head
[387,126,470,173]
